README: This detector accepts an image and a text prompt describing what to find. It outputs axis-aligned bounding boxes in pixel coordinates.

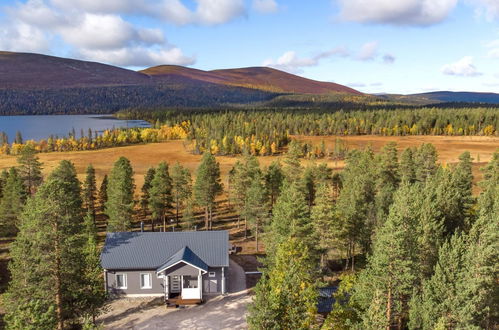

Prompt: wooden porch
[166,297,202,308]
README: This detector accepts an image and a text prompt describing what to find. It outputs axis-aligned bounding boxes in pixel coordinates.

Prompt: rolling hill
[141,65,362,95]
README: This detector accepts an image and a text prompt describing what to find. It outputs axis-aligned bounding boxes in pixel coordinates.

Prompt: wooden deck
[166,298,202,307]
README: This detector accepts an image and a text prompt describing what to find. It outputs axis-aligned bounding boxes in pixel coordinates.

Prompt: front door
[170,275,181,293]
[203,279,218,293]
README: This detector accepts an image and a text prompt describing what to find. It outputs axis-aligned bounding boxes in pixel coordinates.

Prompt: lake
[0,115,151,142]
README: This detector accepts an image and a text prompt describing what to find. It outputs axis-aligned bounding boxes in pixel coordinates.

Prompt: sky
[1,0,499,94]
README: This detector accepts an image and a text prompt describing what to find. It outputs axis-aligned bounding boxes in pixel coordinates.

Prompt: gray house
[101,231,229,304]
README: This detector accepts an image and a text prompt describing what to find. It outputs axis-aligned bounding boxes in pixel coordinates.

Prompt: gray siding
[164,262,199,276]
[106,270,164,295]
[202,267,226,293]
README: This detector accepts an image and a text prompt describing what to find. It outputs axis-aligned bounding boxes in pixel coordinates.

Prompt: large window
[116,274,127,289]
[183,276,198,289]
[140,273,152,289]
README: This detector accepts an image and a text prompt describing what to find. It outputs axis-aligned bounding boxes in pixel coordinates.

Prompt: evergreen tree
[140,167,156,216]
[98,174,108,211]
[80,212,106,325]
[374,142,400,226]
[193,152,222,230]
[82,164,97,221]
[0,168,8,198]
[171,162,192,224]
[17,144,43,195]
[181,198,196,230]
[247,238,318,330]
[148,162,173,231]
[414,143,438,182]
[283,140,303,182]
[352,183,420,329]
[399,147,416,184]
[0,167,26,235]
[450,151,475,230]
[242,175,268,252]
[5,160,86,330]
[311,183,336,267]
[264,161,284,207]
[15,130,23,144]
[105,157,135,232]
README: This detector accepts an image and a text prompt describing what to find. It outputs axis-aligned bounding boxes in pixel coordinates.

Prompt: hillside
[378,91,499,105]
[141,65,362,95]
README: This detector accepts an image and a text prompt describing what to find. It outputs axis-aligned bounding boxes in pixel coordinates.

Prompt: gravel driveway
[100,258,250,329]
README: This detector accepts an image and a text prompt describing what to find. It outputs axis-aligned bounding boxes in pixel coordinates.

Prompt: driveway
[100,258,250,329]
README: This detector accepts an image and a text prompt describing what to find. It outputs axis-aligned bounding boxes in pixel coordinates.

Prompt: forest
[0,106,497,157]
[0,138,497,329]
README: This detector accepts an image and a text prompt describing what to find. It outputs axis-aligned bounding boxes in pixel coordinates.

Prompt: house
[100,231,229,305]
[317,286,337,315]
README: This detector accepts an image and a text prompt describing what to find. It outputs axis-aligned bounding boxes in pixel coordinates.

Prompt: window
[140,273,152,289]
[208,272,216,277]
[116,274,127,289]
[183,276,198,288]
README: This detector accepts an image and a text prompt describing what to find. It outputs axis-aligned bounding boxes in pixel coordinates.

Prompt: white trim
[116,273,127,289]
[208,272,216,277]
[156,260,208,274]
[140,273,152,289]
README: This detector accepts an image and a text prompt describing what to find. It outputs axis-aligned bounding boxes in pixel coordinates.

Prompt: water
[0,115,151,142]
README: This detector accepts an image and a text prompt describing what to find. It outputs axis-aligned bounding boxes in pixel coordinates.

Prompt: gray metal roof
[101,231,229,270]
[156,246,208,273]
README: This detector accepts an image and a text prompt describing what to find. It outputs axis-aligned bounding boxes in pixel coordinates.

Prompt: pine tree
[399,147,416,184]
[450,151,475,230]
[105,157,135,232]
[374,142,400,226]
[5,160,86,330]
[98,174,108,211]
[193,152,223,230]
[0,167,26,235]
[140,167,156,216]
[148,162,173,231]
[352,183,420,329]
[283,140,303,182]
[264,161,284,207]
[17,144,43,195]
[311,183,336,267]
[82,164,97,222]
[15,130,23,144]
[243,175,268,252]
[171,162,192,224]
[181,198,196,230]
[247,238,318,330]
[80,212,106,325]
[414,143,438,182]
[0,169,8,198]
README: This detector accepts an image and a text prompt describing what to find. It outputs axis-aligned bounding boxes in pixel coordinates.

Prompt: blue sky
[1,0,499,94]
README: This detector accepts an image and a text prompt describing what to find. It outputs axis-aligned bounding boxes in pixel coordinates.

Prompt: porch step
[166,298,202,306]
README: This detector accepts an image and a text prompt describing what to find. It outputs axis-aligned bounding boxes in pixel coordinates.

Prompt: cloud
[357,41,378,61]
[348,82,366,87]
[441,56,482,77]
[486,39,499,58]
[383,54,396,64]
[253,0,278,14]
[0,0,197,67]
[336,0,458,26]
[263,47,349,73]
[469,0,499,20]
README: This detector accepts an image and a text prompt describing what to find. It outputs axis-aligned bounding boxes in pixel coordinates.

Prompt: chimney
[140,221,144,232]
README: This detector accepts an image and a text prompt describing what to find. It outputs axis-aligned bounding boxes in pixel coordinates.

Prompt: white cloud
[253,0,278,14]
[263,47,349,73]
[195,0,246,25]
[336,0,458,26]
[357,41,378,61]
[469,0,499,20]
[0,22,50,53]
[441,56,482,77]
[486,39,499,58]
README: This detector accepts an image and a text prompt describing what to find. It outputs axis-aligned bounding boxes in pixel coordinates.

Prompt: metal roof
[156,246,208,273]
[101,231,229,270]
[317,286,337,314]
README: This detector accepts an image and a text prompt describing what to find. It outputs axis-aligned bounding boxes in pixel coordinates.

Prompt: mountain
[378,91,499,105]
[141,65,362,95]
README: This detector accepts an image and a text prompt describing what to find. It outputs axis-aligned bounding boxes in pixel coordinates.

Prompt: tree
[268,180,315,258]
[283,140,303,182]
[98,174,108,211]
[243,175,268,252]
[193,152,223,230]
[264,161,284,207]
[140,167,156,216]
[82,164,97,222]
[15,130,23,144]
[105,157,135,232]
[0,167,26,235]
[449,151,475,231]
[399,147,416,184]
[352,183,420,329]
[374,142,400,226]
[4,160,86,330]
[80,212,107,325]
[322,273,361,329]
[247,238,318,330]
[148,162,172,231]
[311,183,336,267]
[414,143,438,182]
[17,144,43,195]
[171,162,192,224]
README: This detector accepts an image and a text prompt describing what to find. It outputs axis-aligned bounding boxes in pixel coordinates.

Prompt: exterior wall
[106,270,164,296]
[163,262,199,276]
[201,266,226,294]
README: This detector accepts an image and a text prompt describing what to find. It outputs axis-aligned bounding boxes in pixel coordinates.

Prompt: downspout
[222,267,226,295]
[104,270,108,294]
